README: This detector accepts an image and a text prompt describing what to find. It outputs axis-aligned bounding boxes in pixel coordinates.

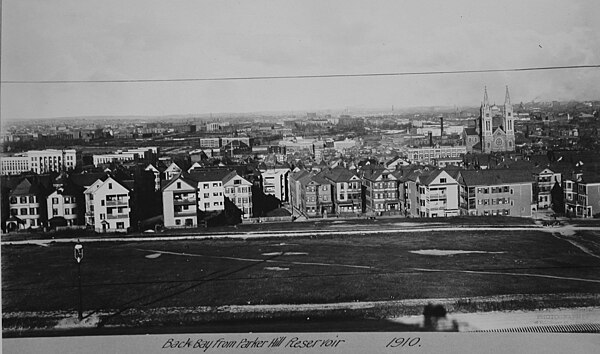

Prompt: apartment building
[47,185,80,226]
[318,167,362,215]
[261,166,290,202]
[532,167,562,209]
[411,169,459,217]
[458,169,534,217]
[6,178,45,230]
[189,169,235,213]
[84,176,131,232]
[162,175,198,228]
[223,173,253,219]
[564,171,600,218]
[360,167,400,214]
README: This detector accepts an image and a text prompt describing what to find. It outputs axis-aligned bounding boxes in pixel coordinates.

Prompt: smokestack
[440,116,444,137]
[429,132,433,147]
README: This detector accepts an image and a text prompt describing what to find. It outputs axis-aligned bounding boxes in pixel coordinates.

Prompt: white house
[223,173,253,218]
[415,169,460,217]
[189,169,236,213]
[260,166,290,202]
[162,175,198,228]
[84,176,131,233]
[47,190,78,226]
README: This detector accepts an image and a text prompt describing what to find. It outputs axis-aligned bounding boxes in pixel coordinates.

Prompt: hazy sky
[2,0,600,119]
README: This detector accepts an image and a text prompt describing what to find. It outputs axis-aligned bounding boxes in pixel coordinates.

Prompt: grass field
[4,228,600,317]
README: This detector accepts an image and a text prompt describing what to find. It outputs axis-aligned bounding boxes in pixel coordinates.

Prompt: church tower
[503,86,515,151]
[481,86,493,152]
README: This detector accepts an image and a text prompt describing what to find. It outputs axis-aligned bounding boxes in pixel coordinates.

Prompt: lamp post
[74,241,83,321]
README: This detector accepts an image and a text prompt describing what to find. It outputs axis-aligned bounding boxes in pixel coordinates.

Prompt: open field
[3,228,600,334]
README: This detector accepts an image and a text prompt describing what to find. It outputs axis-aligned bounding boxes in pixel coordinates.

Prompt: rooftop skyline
[2,0,600,120]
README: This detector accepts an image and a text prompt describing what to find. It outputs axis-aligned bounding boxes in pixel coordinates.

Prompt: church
[464,86,515,153]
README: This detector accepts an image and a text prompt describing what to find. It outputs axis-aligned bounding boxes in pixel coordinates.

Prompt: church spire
[483,86,489,107]
[504,85,511,106]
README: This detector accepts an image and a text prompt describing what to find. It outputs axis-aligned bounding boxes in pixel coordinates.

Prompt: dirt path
[7,226,600,246]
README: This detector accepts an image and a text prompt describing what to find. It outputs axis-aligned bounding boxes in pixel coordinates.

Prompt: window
[213,192,219,197]
[30,196,36,203]
[213,183,218,187]
[440,178,447,184]
[108,183,113,189]
[10,209,17,215]
[234,179,241,185]
[52,197,59,204]
[64,196,71,203]
[65,208,70,215]
[204,202,210,208]
[20,197,27,203]
[203,183,209,189]
[213,202,219,206]
[177,182,181,189]
[116,222,125,229]
[203,193,209,198]
[100,213,106,220]
[21,208,28,215]
[101,200,105,206]
[10,197,17,204]
[72,197,76,203]
[175,219,181,225]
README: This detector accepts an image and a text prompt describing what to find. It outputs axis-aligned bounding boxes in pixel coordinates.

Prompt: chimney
[440,116,444,145]
[429,132,433,147]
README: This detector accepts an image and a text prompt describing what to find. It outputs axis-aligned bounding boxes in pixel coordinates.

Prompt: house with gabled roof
[162,174,198,228]
[223,172,253,219]
[84,175,131,232]
[318,167,362,215]
[6,177,47,231]
[413,169,459,217]
[359,167,400,214]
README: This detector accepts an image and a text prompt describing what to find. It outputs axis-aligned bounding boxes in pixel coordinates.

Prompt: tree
[551,181,564,215]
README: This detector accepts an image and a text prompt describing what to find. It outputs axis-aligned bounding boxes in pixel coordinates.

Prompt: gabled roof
[459,169,534,186]
[464,127,478,136]
[222,172,251,186]
[319,167,359,183]
[69,172,107,188]
[10,178,43,196]
[187,169,236,183]
[161,173,198,191]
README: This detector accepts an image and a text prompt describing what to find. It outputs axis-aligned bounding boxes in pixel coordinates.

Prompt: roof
[187,169,236,183]
[464,127,478,136]
[9,178,45,197]
[459,169,534,186]
[319,167,358,183]
[419,169,446,185]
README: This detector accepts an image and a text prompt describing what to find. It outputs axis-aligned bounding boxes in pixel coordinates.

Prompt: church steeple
[483,86,489,107]
[504,86,511,106]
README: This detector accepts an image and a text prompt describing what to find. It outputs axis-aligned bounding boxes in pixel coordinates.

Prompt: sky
[2,0,600,120]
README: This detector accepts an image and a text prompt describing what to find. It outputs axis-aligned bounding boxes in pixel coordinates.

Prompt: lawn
[3,229,600,321]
